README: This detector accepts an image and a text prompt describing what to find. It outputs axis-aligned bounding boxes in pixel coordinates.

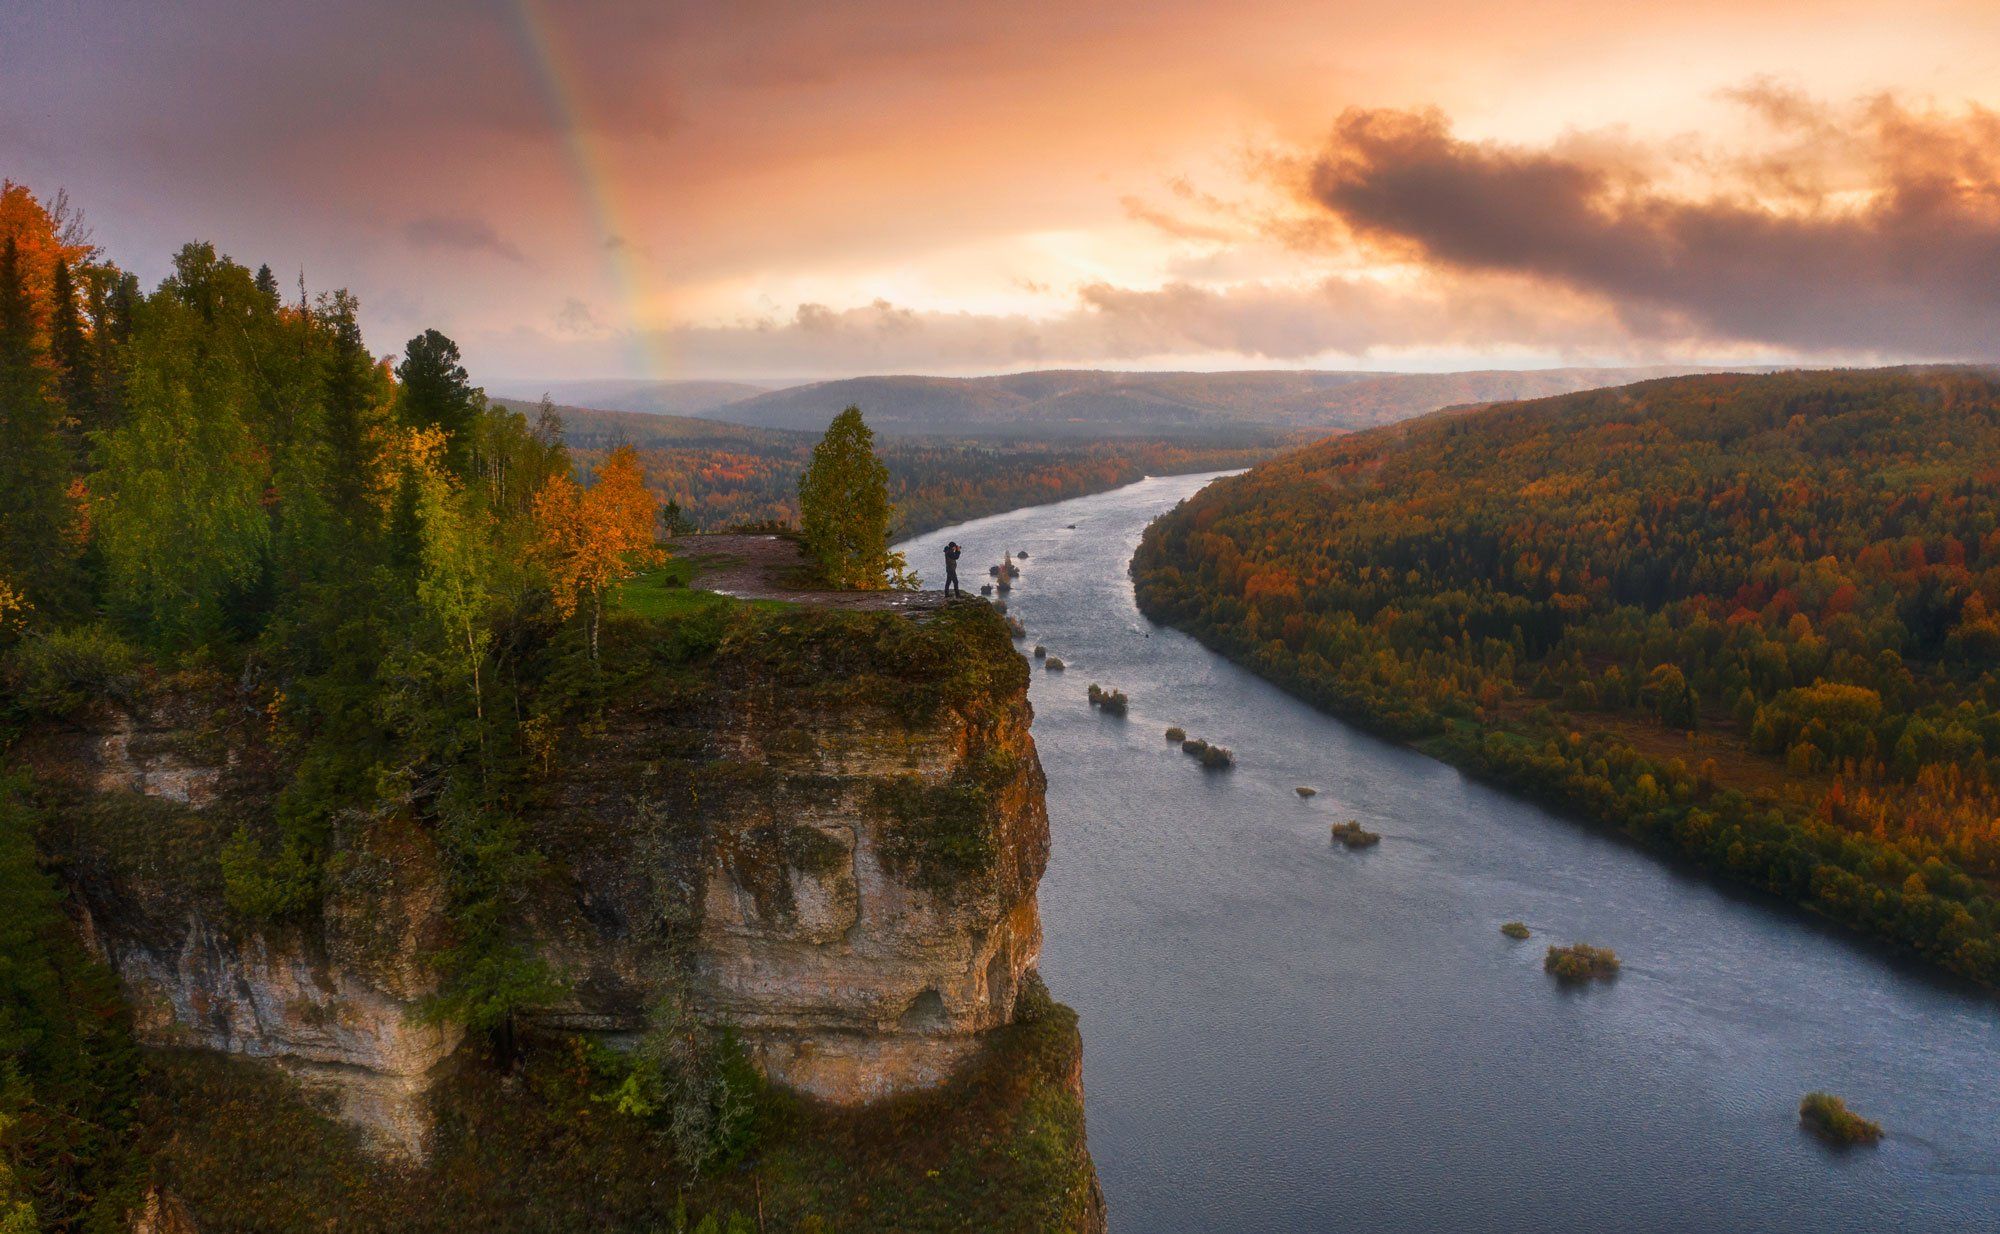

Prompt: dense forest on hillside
[0,183,1090,1231]
[1134,369,2000,985]
[512,397,1284,540]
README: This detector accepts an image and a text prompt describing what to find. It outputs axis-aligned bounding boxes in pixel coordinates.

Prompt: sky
[5,0,2000,385]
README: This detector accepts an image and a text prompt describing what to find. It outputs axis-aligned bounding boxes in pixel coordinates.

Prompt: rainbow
[506,0,665,378]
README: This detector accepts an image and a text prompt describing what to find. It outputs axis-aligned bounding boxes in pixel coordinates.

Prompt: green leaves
[798,405,895,589]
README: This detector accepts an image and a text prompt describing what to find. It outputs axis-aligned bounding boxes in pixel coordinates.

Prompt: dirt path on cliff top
[680,532,961,614]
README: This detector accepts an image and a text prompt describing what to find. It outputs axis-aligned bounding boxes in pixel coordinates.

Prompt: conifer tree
[396,329,477,476]
[47,257,93,451]
[797,405,896,589]
[0,238,79,617]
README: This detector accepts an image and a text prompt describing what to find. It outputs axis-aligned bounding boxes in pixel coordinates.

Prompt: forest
[1133,368,2000,985]
[535,397,1282,540]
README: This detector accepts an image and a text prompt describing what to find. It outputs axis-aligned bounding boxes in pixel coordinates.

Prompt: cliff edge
[14,538,1103,1232]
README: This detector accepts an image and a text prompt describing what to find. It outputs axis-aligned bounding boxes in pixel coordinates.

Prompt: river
[901,472,2000,1234]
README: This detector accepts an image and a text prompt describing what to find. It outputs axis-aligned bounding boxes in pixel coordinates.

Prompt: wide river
[902,472,2000,1233]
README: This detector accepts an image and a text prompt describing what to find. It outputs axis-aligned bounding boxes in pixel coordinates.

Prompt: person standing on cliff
[943,540,963,596]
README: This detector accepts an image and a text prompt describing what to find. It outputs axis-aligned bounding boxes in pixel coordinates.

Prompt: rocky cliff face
[21,610,1054,1159]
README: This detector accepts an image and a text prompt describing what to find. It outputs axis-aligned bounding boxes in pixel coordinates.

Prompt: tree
[396,329,478,476]
[798,406,897,589]
[47,257,92,453]
[531,444,661,657]
[0,238,80,618]
[94,284,269,648]
[410,428,496,720]
[317,290,386,527]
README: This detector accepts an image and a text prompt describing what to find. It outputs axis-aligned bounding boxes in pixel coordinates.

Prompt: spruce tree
[0,238,79,616]
[395,329,477,476]
[47,257,93,454]
[797,405,894,589]
[319,292,381,528]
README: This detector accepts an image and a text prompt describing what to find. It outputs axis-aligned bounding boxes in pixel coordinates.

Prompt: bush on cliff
[602,986,761,1175]
[2,623,141,719]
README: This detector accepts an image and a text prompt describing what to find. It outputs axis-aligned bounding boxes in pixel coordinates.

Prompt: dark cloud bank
[1299,91,2000,357]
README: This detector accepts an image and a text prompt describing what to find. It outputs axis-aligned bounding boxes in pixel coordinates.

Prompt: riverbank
[902,473,2000,1233]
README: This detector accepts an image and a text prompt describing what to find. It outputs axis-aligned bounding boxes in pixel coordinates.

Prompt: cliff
[16,584,1102,1231]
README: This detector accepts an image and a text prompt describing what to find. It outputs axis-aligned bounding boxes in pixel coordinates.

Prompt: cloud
[1290,92,2000,357]
[555,297,608,334]
[1119,194,1240,243]
[403,214,528,264]
[472,270,1672,381]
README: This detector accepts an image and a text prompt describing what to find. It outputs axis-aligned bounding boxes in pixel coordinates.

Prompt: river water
[901,472,2000,1234]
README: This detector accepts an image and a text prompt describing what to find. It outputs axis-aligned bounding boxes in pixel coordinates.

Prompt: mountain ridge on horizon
[498,365,1758,439]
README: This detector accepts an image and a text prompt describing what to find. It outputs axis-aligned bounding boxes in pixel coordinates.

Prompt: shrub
[1033,645,1046,659]
[1330,820,1379,848]
[1044,656,1064,671]
[1799,1092,1881,1146]
[1500,921,1531,940]
[1199,745,1233,769]
[1086,685,1128,715]
[1295,786,1317,797]
[1005,616,1025,639]
[1165,726,1185,742]
[4,624,141,717]
[1180,737,1208,755]
[602,986,762,1174]
[1016,551,1029,559]
[1544,943,1619,982]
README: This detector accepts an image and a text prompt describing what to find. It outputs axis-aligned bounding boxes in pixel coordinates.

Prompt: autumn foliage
[532,443,662,652]
[1135,368,2000,984]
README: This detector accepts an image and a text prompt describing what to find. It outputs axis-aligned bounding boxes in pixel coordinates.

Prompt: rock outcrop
[22,607,1053,1155]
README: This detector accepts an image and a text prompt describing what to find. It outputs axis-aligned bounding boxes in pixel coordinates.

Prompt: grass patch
[613,556,789,622]
[1500,921,1531,940]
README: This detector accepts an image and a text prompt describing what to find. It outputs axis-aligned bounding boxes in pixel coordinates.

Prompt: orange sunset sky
[6,0,1998,382]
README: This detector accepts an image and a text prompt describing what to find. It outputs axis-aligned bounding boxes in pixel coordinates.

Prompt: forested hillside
[651,365,1716,438]
[509,397,1285,539]
[1134,368,2000,984]
[0,182,1101,1231]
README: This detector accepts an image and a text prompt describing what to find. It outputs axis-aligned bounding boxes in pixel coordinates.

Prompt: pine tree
[395,329,477,476]
[318,291,381,527]
[797,406,895,589]
[253,262,279,304]
[47,257,93,458]
[0,238,79,617]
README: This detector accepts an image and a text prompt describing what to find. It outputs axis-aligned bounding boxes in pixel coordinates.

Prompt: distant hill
[675,366,1733,438]
[494,378,775,417]
[491,397,804,451]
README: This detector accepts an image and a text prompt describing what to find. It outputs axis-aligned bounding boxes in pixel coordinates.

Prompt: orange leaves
[531,445,662,621]
[0,182,97,336]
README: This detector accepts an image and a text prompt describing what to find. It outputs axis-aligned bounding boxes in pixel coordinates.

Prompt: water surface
[903,474,2000,1234]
